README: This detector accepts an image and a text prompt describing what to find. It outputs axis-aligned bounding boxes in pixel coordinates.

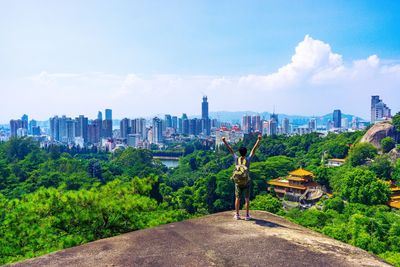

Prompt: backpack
[231,157,249,187]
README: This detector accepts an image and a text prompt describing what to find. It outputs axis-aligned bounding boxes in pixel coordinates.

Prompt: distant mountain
[207,111,366,126]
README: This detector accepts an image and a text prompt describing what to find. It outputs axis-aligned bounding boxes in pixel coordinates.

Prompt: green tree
[340,168,391,205]
[393,159,400,185]
[381,137,396,153]
[348,143,377,167]
[250,194,282,213]
[369,155,393,180]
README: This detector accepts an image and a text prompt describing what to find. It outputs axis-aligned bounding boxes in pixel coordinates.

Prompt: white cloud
[2,35,400,122]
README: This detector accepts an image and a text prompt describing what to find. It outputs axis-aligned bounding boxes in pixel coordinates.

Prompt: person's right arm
[222,137,235,155]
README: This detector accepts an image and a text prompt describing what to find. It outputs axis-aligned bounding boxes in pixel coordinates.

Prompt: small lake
[159,159,179,168]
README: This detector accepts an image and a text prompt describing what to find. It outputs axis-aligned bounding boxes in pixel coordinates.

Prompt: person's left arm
[250,134,262,157]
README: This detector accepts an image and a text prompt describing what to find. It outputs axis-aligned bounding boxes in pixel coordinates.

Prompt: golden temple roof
[289,168,314,177]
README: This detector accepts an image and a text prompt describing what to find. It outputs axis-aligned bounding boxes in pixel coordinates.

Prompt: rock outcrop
[360,121,396,149]
[9,211,391,267]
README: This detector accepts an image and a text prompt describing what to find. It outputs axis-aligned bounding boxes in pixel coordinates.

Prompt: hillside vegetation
[1,113,400,266]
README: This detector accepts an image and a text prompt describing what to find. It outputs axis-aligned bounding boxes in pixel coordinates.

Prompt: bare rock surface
[9,210,391,267]
[360,121,395,149]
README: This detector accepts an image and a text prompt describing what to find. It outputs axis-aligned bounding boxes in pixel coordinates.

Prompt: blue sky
[1,1,400,122]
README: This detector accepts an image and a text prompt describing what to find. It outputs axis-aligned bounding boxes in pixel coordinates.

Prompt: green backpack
[231,157,249,187]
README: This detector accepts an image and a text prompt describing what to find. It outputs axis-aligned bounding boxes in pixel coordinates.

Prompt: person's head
[238,146,247,157]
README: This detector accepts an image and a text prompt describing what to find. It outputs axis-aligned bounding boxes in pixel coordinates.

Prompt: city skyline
[1,1,400,122]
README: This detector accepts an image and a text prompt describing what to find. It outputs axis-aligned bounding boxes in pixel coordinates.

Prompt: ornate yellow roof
[388,201,400,209]
[268,178,307,190]
[289,168,314,177]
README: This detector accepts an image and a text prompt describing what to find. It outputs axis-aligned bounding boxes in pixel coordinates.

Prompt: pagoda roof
[268,178,307,190]
[388,201,400,209]
[289,168,314,177]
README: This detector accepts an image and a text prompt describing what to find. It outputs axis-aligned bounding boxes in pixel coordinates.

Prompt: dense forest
[1,114,400,265]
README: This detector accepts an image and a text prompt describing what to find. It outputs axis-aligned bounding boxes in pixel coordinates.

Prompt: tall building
[97,111,103,121]
[88,119,101,144]
[10,119,24,137]
[49,116,60,141]
[252,115,261,133]
[172,116,178,131]
[333,110,342,128]
[242,115,252,133]
[282,118,290,135]
[21,114,28,124]
[371,95,391,123]
[75,115,88,143]
[202,96,209,119]
[152,117,163,144]
[164,114,172,128]
[28,119,37,135]
[120,118,130,139]
[131,118,146,140]
[269,114,278,136]
[105,109,112,121]
[341,118,349,129]
[201,96,211,135]
[308,118,317,132]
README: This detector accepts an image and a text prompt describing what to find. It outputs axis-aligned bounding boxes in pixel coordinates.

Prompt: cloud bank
[2,35,400,122]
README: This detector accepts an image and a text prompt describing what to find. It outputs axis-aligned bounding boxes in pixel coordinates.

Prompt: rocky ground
[9,210,392,267]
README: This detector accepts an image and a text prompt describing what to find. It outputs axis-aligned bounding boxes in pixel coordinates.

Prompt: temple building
[268,169,323,203]
[388,182,400,209]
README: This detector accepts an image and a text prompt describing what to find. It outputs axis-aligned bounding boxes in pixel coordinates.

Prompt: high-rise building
[282,118,290,135]
[97,111,103,121]
[252,115,261,133]
[32,126,41,136]
[88,119,101,144]
[10,119,23,137]
[21,114,28,124]
[120,118,130,139]
[351,116,358,130]
[308,118,317,132]
[164,114,172,128]
[269,114,278,136]
[201,96,211,135]
[341,118,349,129]
[172,116,178,130]
[242,115,252,133]
[75,115,88,143]
[371,95,391,123]
[202,96,209,119]
[105,109,112,121]
[177,118,183,134]
[50,116,60,141]
[333,110,342,128]
[28,119,37,135]
[152,117,163,144]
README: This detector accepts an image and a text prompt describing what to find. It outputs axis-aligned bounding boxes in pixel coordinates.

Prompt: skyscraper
[152,117,163,144]
[120,118,130,139]
[75,115,88,143]
[371,95,391,123]
[333,110,342,128]
[164,114,172,128]
[201,96,211,135]
[105,109,112,121]
[269,113,278,136]
[97,111,103,121]
[308,118,317,132]
[202,96,209,119]
[282,118,290,135]
[242,115,252,133]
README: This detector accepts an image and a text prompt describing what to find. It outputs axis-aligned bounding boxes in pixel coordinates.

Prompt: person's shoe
[245,214,252,221]
[234,214,240,220]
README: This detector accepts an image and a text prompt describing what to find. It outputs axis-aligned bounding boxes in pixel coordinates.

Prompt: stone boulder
[360,121,396,149]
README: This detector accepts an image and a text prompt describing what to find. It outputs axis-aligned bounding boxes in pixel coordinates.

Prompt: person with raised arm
[222,134,262,220]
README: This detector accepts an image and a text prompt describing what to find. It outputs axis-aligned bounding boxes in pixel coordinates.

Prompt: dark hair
[238,146,247,157]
